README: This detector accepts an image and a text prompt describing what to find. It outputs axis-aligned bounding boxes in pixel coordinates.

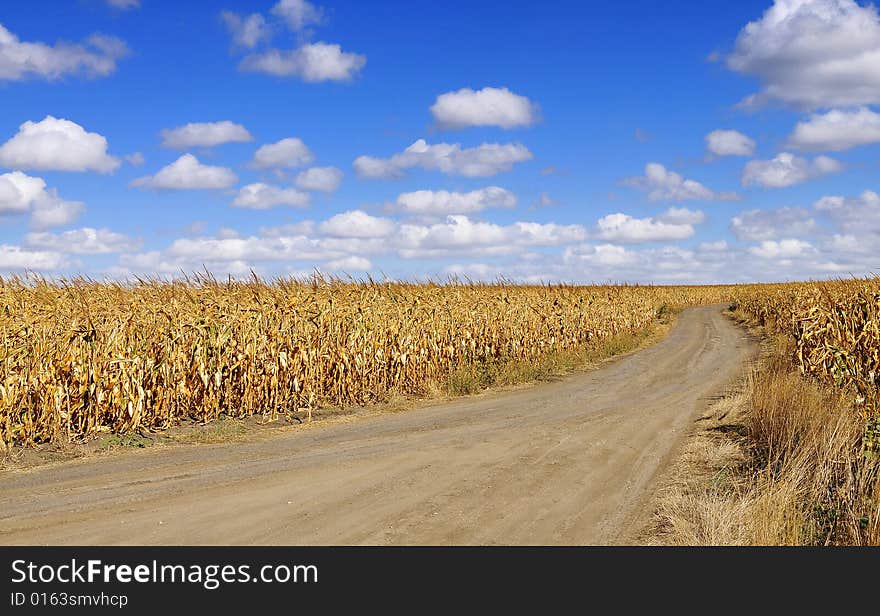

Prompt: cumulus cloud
[557,242,761,284]
[389,187,516,216]
[0,171,46,215]
[139,223,388,276]
[749,239,815,259]
[705,129,755,157]
[271,0,324,31]
[0,116,120,173]
[295,166,343,192]
[625,163,739,201]
[106,205,875,284]
[563,243,640,269]
[430,87,539,129]
[160,121,253,149]
[742,152,842,188]
[354,139,533,179]
[250,138,314,169]
[443,262,505,279]
[30,197,85,230]
[232,183,310,209]
[698,240,730,252]
[726,0,880,109]
[0,23,127,81]
[221,12,271,48]
[318,210,395,238]
[0,245,65,271]
[595,213,696,243]
[240,43,366,82]
[324,255,372,271]
[657,207,706,225]
[396,216,585,259]
[814,189,880,235]
[0,171,84,229]
[131,154,238,190]
[730,207,818,241]
[786,107,880,151]
[25,227,136,254]
[223,1,363,83]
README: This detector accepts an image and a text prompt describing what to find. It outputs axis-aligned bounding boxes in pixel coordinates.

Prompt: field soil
[0,305,755,545]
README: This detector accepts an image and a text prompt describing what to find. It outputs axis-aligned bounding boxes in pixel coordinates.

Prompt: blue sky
[1,0,879,283]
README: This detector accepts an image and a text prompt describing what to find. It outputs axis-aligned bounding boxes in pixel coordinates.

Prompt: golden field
[0,276,731,447]
[1,275,878,454]
[733,278,880,420]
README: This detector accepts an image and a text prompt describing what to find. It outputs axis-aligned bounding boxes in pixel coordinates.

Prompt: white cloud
[232,183,310,209]
[727,0,880,109]
[148,225,387,274]
[0,171,84,229]
[0,245,65,271]
[814,189,880,233]
[271,0,323,31]
[390,187,516,215]
[354,139,533,179]
[749,239,815,259]
[259,221,315,237]
[250,138,314,169]
[814,189,880,212]
[240,42,366,82]
[730,207,818,240]
[0,171,46,215]
[396,215,585,258]
[160,121,253,149]
[30,197,85,230]
[625,163,739,201]
[706,129,755,156]
[742,152,842,188]
[430,87,539,129]
[0,23,127,81]
[131,154,238,190]
[595,213,695,243]
[107,204,879,283]
[563,243,639,268]
[442,262,504,279]
[125,152,145,166]
[325,255,371,271]
[25,227,136,254]
[0,116,120,173]
[295,166,343,192]
[786,107,880,151]
[221,12,272,48]
[698,240,729,252]
[319,210,395,238]
[657,207,706,225]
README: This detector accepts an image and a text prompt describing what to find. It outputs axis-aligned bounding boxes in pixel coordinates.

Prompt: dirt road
[0,306,754,545]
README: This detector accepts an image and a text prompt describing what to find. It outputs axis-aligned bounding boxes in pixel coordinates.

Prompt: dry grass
[647,324,880,546]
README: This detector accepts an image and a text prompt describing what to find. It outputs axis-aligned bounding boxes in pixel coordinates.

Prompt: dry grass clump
[649,326,880,546]
[745,347,880,545]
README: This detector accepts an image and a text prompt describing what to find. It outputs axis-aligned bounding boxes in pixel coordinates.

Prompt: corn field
[732,278,880,419]
[0,276,732,446]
